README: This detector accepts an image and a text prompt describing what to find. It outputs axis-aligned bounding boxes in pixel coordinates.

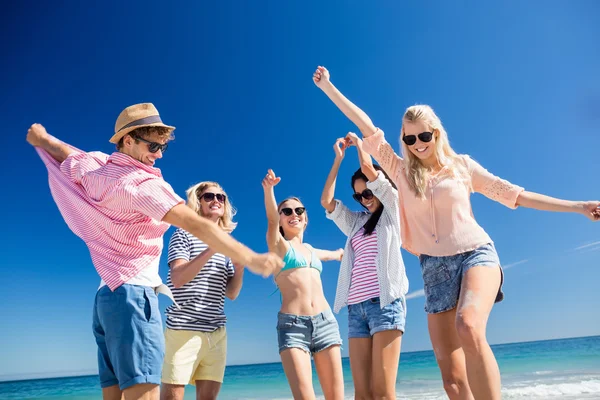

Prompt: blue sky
[1,1,599,381]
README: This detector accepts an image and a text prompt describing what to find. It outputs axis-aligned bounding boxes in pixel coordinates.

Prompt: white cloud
[578,244,600,254]
[406,289,425,300]
[503,259,529,270]
[574,240,600,251]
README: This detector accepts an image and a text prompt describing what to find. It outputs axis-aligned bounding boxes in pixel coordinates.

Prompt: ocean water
[1,336,599,399]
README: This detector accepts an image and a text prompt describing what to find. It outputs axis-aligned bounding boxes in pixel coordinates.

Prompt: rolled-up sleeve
[466,156,524,209]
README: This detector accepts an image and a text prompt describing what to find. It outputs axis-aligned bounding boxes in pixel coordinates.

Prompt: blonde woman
[161,182,243,400]
[262,169,345,400]
[313,66,600,400]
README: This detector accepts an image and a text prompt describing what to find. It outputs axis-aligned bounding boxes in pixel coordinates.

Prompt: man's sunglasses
[134,136,169,153]
[280,207,306,216]
[402,131,433,146]
[353,189,374,203]
[199,193,226,203]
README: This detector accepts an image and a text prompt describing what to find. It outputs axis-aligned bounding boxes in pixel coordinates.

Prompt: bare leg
[456,266,502,400]
[428,310,474,400]
[280,348,317,400]
[160,383,185,400]
[102,385,123,400]
[195,380,222,400]
[123,383,160,400]
[348,338,373,400]
[313,345,344,400]
[371,330,402,400]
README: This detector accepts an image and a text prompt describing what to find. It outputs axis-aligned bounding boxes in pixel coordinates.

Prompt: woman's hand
[262,169,281,190]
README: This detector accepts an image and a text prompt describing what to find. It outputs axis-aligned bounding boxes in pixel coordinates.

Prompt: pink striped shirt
[36,145,183,290]
[347,227,380,305]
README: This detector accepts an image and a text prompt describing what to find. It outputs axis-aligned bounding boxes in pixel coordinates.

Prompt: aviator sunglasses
[280,207,306,216]
[134,136,169,153]
[402,131,433,146]
[199,192,227,203]
[353,189,374,203]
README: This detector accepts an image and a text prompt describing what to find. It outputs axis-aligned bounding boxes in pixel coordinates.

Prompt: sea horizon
[3,334,598,384]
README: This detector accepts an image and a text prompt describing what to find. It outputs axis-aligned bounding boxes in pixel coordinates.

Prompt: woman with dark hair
[321,133,409,400]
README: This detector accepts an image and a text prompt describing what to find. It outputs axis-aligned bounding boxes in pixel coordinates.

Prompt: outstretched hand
[581,201,600,221]
[312,66,330,88]
[262,169,281,189]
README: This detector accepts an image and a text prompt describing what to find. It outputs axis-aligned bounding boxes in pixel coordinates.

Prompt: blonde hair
[401,105,470,198]
[186,181,237,231]
[277,197,308,238]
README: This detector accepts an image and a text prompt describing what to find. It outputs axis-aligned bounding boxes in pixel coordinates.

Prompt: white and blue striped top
[165,228,234,332]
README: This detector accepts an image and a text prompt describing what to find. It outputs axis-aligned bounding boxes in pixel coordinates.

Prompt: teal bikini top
[270,242,323,298]
[278,242,323,276]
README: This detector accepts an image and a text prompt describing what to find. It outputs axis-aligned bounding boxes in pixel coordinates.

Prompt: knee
[354,390,373,400]
[455,311,487,351]
[442,375,469,398]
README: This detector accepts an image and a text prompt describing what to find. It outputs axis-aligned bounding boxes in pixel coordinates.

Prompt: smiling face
[402,119,438,163]
[278,198,308,238]
[119,126,173,167]
[198,185,226,221]
[352,178,381,213]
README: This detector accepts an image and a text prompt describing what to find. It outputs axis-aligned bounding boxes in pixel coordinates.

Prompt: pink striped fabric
[347,227,380,305]
[35,145,183,290]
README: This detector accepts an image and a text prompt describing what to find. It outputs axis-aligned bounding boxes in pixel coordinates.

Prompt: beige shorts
[161,327,227,385]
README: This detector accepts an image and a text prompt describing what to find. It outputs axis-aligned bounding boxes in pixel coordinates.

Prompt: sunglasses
[134,136,169,153]
[280,207,306,216]
[402,131,433,146]
[352,189,374,203]
[199,192,226,203]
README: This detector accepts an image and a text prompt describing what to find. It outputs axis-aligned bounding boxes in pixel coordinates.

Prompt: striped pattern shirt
[347,228,380,304]
[35,145,184,290]
[326,171,409,313]
[165,228,234,332]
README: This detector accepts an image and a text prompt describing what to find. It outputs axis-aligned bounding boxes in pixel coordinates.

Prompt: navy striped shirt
[165,228,234,332]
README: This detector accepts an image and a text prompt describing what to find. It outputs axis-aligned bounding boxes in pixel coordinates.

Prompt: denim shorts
[92,284,164,390]
[348,297,406,338]
[276,308,342,354]
[419,243,504,314]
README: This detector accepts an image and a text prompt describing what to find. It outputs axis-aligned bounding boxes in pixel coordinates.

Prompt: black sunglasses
[200,192,226,203]
[353,189,374,203]
[402,131,433,146]
[134,136,169,153]
[280,207,306,216]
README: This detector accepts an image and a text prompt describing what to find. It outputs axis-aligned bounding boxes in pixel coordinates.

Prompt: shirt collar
[107,152,163,178]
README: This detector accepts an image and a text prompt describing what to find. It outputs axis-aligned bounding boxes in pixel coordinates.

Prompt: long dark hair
[351,165,396,236]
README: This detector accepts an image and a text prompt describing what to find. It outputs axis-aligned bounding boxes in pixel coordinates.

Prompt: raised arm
[163,204,282,277]
[321,138,347,213]
[516,192,600,221]
[262,169,288,255]
[345,132,377,182]
[313,66,378,138]
[26,124,75,163]
[314,248,344,262]
[467,156,600,221]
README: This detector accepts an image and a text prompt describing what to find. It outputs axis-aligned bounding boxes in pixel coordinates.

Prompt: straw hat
[109,103,175,144]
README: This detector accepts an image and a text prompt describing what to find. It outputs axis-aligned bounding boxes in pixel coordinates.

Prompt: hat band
[117,115,163,132]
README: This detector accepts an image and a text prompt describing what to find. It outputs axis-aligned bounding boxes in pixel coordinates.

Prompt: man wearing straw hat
[26,103,282,400]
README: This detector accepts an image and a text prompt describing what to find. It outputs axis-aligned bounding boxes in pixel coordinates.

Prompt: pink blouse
[363,128,524,257]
